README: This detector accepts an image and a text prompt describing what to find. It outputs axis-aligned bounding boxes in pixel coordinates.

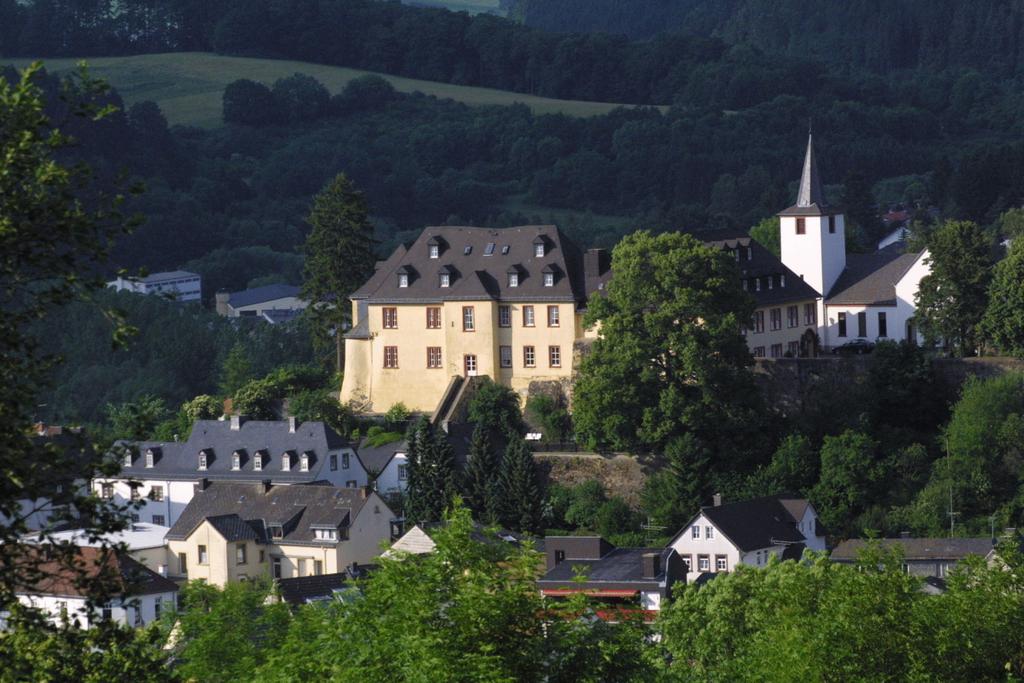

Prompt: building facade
[215,284,307,321]
[340,226,609,413]
[107,270,201,303]
[164,481,395,587]
[95,417,368,528]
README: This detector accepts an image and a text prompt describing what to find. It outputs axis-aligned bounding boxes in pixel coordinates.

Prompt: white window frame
[543,272,554,287]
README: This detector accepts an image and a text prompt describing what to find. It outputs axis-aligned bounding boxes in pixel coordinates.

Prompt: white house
[355,438,408,501]
[215,284,307,320]
[95,417,368,528]
[773,132,930,351]
[26,523,173,577]
[107,270,201,303]
[668,494,826,582]
[14,546,178,628]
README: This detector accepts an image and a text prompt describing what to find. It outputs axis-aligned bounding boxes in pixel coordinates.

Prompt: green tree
[301,174,376,371]
[525,393,570,441]
[573,231,760,454]
[748,215,780,258]
[746,433,818,497]
[467,377,524,439]
[0,63,140,606]
[915,220,994,356]
[403,418,457,524]
[219,342,255,396]
[983,237,1024,358]
[272,73,329,122]
[287,389,355,436]
[462,426,500,523]
[498,435,543,533]
[563,480,607,530]
[998,206,1024,240]
[105,395,170,441]
[811,430,883,536]
[221,78,277,125]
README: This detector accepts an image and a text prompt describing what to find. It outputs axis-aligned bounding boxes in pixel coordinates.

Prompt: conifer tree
[497,436,542,533]
[462,426,500,523]
[403,418,457,524]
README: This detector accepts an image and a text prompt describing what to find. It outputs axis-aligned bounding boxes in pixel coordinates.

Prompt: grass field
[13,52,664,128]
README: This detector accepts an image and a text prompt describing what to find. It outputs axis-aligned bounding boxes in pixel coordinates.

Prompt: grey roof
[826,246,923,306]
[207,514,260,542]
[701,230,820,306]
[830,537,996,562]
[779,131,829,216]
[276,565,376,606]
[140,270,199,283]
[538,546,670,589]
[356,438,406,476]
[671,496,809,553]
[262,309,302,324]
[166,481,380,545]
[350,226,587,304]
[116,419,355,483]
[228,284,302,308]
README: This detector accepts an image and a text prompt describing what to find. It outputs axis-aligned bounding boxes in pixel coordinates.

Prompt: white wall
[894,250,929,345]
[797,504,827,551]
[319,449,368,488]
[374,453,408,495]
[18,591,176,628]
[342,492,395,564]
[780,213,846,297]
[668,512,742,581]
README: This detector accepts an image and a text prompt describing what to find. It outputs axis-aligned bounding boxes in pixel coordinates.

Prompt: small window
[150,485,164,502]
[384,346,399,368]
[753,311,765,334]
[523,346,536,368]
[770,308,782,331]
[398,464,408,481]
[198,545,208,565]
[429,244,439,259]
[787,305,799,328]
[767,276,773,290]
[462,306,475,332]
[500,345,512,368]
[523,305,535,327]
[269,525,284,539]
[755,278,761,292]
[152,514,165,526]
[254,453,263,471]
[508,272,519,288]
[236,544,247,565]
[464,245,472,255]
[796,218,806,235]
[130,485,141,502]
[828,215,836,233]
[427,346,442,368]
[716,555,727,572]
[145,450,154,468]
[549,345,561,368]
[543,272,554,287]
[534,243,544,258]
[746,246,752,260]
[838,312,847,337]
[342,453,350,469]
[439,273,450,288]
[178,552,187,574]
[484,242,495,255]
[426,307,441,329]
[398,272,409,288]
[771,343,783,358]
[878,311,888,338]
[154,597,162,619]
[754,346,766,358]
[698,555,710,571]
[315,560,323,575]
[300,453,309,472]
[123,452,132,468]
[382,307,398,329]
[197,453,207,471]
[501,245,510,255]
[330,454,338,471]
[804,303,816,326]
[498,305,511,327]
[705,526,714,539]
[232,452,241,470]
[857,311,867,338]
[547,305,559,327]
[282,452,291,472]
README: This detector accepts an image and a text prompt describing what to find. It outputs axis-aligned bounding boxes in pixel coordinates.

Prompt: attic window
[232,451,241,471]
[439,272,450,288]
[145,449,154,468]
[484,242,495,256]
[123,452,132,468]
[269,525,283,539]
[508,272,519,288]
[501,245,510,255]
[534,243,545,258]
[254,452,263,471]
[197,452,207,471]
[464,245,472,255]
[398,273,409,288]
[315,528,338,541]
[543,272,554,287]
[300,452,310,472]
[282,452,291,472]
[429,244,439,259]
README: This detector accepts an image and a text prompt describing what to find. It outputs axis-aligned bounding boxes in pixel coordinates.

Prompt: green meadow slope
[15,52,661,128]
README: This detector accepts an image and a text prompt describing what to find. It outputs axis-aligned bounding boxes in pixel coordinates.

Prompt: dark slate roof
[538,546,670,589]
[830,537,996,562]
[779,132,829,217]
[228,284,301,308]
[140,270,199,283]
[276,565,376,606]
[700,230,820,305]
[355,438,406,476]
[826,246,923,305]
[350,226,586,304]
[166,482,378,545]
[676,496,808,553]
[207,514,260,542]
[116,419,354,483]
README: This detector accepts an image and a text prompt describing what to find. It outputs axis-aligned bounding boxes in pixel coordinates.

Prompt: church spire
[796,129,826,208]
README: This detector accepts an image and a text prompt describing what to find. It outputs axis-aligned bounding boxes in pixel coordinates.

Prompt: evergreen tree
[983,238,1024,358]
[300,174,376,371]
[403,418,457,525]
[219,342,255,396]
[497,436,542,533]
[462,426,500,523]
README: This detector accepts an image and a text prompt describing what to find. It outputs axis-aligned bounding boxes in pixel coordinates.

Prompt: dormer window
[429,244,439,259]
[314,527,338,541]
[398,272,408,288]
[439,272,450,288]
[463,245,472,255]
[300,452,310,472]
[508,272,518,288]
[543,273,554,287]
[232,451,241,471]
[123,452,132,468]
[269,524,283,539]
[282,452,291,472]
[534,243,545,258]
[145,449,154,468]
[427,235,446,259]
[254,452,263,471]
[198,452,207,471]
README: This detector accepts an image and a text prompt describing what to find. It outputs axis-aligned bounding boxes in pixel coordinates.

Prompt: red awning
[541,589,639,598]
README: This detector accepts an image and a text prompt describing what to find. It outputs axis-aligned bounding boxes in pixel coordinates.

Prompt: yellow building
[164,481,396,587]
[340,226,610,413]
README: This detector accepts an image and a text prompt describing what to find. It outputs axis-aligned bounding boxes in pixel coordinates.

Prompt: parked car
[832,338,875,355]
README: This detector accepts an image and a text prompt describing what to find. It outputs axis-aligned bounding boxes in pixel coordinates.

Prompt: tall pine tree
[403,417,457,525]
[301,173,376,371]
[462,426,500,523]
[497,436,542,534]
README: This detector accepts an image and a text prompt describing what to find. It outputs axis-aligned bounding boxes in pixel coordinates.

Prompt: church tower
[778,132,846,297]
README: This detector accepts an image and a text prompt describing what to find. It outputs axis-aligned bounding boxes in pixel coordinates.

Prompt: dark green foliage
[403,418,458,524]
[916,220,995,356]
[984,237,1024,358]
[467,378,524,439]
[744,434,818,497]
[105,395,170,441]
[222,78,277,125]
[272,73,330,123]
[497,435,543,533]
[363,425,404,448]
[811,431,883,537]
[219,342,255,396]
[748,216,780,258]
[462,426,500,523]
[288,389,355,436]
[525,393,570,441]
[182,246,304,305]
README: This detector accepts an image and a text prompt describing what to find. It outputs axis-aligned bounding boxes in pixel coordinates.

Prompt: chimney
[288,416,297,433]
[230,415,244,430]
[262,479,272,494]
[712,492,723,507]
[215,290,230,316]
[198,477,210,491]
[641,552,661,579]
[359,486,369,499]
[584,248,608,279]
